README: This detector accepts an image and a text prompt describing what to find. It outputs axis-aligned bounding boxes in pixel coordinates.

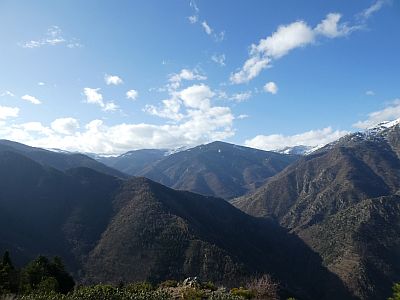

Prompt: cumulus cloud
[105,74,123,85]
[211,54,226,66]
[179,84,214,110]
[314,13,354,38]
[264,82,278,94]
[83,88,118,112]
[0,104,234,155]
[145,98,183,121]
[143,83,234,148]
[353,99,400,129]
[21,94,42,105]
[230,3,380,84]
[21,26,82,49]
[245,127,349,151]
[167,69,207,90]
[103,102,119,112]
[145,84,215,120]
[0,106,19,120]
[126,89,138,100]
[51,118,80,135]
[0,82,234,154]
[84,88,103,105]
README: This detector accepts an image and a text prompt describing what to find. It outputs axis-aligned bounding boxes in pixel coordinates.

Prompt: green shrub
[230,287,255,299]
[202,281,217,291]
[159,280,178,288]
[19,291,67,300]
[71,285,121,300]
[125,281,154,293]
[389,282,400,300]
[181,287,206,300]
[209,291,242,300]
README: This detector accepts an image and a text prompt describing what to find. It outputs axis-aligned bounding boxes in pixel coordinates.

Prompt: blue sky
[0,0,399,154]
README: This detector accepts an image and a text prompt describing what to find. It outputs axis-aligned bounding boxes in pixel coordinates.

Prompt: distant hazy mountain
[96,149,167,175]
[137,141,300,199]
[233,121,400,300]
[0,150,351,299]
[0,139,127,178]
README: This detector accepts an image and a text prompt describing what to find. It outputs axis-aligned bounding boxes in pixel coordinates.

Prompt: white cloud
[51,118,80,135]
[231,5,377,84]
[0,84,234,155]
[103,102,119,112]
[84,88,103,105]
[188,15,198,24]
[237,114,249,120]
[366,90,375,96]
[0,104,234,155]
[353,99,400,129]
[168,69,207,90]
[0,106,19,120]
[264,82,278,94]
[230,56,271,84]
[360,0,387,20]
[105,74,123,85]
[83,88,118,112]
[189,0,199,13]
[202,21,213,35]
[315,13,355,38]
[145,84,214,121]
[230,91,252,102]
[21,94,42,105]
[211,53,226,66]
[143,83,234,148]
[21,26,82,49]
[245,127,349,151]
[38,82,46,86]
[258,21,315,59]
[231,20,315,84]
[126,89,138,100]
[179,84,214,110]
[0,91,15,97]
[144,98,183,121]
[18,122,52,135]
[187,0,224,42]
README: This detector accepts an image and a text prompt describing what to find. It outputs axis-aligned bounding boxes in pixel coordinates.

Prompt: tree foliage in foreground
[0,251,74,295]
[0,252,293,299]
[388,282,400,300]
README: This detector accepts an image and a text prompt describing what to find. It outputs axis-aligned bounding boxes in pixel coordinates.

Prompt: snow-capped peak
[274,145,319,156]
[367,118,400,131]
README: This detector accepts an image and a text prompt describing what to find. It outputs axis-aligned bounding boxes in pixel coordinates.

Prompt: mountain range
[0,149,351,299]
[0,139,127,179]
[233,121,400,300]
[99,141,299,199]
[1,120,400,299]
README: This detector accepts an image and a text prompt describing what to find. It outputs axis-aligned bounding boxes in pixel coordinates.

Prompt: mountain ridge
[232,122,400,299]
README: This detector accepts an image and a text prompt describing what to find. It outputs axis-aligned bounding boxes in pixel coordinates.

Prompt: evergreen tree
[20,255,74,294]
[0,251,18,294]
[2,251,13,269]
[389,283,400,300]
